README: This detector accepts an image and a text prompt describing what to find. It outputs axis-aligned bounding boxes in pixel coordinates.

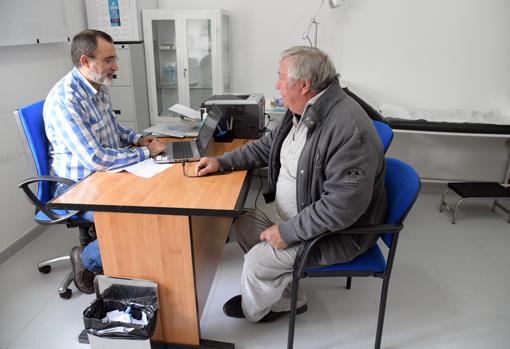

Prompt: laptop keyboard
[172,141,194,159]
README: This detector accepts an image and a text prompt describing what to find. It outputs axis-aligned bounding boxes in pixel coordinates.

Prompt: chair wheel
[59,289,72,299]
[38,265,51,274]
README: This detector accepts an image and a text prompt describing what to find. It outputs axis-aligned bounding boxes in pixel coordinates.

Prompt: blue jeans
[81,239,103,272]
[54,187,103,272]
[79,211,103,272]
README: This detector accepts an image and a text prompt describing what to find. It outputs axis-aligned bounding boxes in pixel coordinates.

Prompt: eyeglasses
[88,55,119,66]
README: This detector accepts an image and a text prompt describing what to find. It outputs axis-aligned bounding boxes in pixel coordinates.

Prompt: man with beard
[43,29,165,294]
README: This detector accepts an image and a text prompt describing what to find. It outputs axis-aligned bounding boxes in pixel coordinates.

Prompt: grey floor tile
[8,291,94,349]
[1,183,510,349]
[0,225,80,348]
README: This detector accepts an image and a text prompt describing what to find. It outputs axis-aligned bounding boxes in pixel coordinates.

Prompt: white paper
[169,104,201,120]
[105,309,148,325]
[108,158,172,178]
[144,122,200,138]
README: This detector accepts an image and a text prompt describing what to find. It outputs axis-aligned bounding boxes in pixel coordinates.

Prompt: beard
[90,68,113,87]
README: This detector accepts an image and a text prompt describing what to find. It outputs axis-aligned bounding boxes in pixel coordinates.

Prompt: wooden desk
[49,139,251,348]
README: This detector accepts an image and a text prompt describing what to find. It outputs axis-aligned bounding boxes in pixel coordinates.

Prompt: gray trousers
[234,203,308,322]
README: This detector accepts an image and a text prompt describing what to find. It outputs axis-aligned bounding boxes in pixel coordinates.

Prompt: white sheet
[108,158,172,178]
[380,103,510,125]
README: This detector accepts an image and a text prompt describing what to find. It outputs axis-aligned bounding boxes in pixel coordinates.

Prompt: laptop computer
[153,105,224,164]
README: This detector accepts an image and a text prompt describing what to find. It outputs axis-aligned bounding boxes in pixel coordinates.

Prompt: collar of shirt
[292,89,326,127]
[71,67,105,100]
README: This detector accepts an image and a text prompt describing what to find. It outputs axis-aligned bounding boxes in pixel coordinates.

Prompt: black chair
[287,157,421,349]
[15,99,94,299]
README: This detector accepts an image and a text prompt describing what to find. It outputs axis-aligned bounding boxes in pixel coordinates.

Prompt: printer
[201,93,265,139]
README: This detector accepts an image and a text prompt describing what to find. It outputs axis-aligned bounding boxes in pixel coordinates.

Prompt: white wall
[0,0,87,256]
[159,0,510,183]
[159,0,510,113]
[1,0,509,254]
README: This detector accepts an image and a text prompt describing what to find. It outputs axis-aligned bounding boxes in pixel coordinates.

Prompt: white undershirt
[274,91,324,222]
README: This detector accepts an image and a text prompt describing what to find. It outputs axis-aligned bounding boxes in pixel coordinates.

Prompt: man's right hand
[195,157,220,176]
[147,139,166,157]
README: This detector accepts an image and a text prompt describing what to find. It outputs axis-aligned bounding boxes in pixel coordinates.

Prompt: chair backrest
[381,157,421,247]
[373,120,393,153]
[16,100,51,204]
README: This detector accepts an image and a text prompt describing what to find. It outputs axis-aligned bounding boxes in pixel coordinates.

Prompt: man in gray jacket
[195,46,387,323]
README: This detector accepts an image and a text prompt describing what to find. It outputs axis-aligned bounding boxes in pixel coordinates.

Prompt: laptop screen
[196,105,223,155]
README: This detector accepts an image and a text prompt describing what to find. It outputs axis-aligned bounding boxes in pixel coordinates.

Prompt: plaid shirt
[44,67,149,195]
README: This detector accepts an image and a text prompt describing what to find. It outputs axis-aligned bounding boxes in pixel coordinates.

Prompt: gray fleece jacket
[218,79,387,265]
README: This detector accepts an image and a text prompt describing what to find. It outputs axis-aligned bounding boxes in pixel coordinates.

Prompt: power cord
[254,168,264,208]
[182,161,264,208]
[181,161,231,178]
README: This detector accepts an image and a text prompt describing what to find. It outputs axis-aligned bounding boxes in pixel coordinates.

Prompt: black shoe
[223,295,308,323]
[70,246,95,294]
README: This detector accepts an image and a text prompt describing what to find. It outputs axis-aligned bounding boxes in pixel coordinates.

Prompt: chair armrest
[18,175,79,223]
[293,223,403,274]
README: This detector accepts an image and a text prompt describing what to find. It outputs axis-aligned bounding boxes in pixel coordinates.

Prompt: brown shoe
[70,246,95,294]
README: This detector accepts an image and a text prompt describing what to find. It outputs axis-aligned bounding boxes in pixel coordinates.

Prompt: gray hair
[71,29,114,67]
[281,46,337,93]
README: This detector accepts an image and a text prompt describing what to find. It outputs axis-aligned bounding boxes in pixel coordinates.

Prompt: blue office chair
[373,120,393,153]
[15,100,94,299]
[287,157,421,349]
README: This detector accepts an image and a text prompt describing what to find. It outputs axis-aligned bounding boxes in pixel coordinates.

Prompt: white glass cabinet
[142,9,231,124]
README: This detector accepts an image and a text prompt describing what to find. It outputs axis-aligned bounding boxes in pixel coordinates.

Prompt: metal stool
[439,182,510,224]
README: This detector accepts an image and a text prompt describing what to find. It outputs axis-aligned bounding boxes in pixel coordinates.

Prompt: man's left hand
[260,224,288,250]
[138,135,157,147]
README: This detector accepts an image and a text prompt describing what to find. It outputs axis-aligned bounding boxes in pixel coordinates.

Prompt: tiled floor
[1,183,509,349]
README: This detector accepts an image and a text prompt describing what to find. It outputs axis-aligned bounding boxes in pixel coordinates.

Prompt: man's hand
[260,224,288,250]
[147,139,166,157]
[195,157,220,176]
[138,135,157,147]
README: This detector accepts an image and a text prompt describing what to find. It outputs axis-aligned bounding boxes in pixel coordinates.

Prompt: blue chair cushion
[304,244,386,274]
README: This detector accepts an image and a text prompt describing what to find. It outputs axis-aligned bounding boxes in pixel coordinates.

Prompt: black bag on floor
[83,277,158,340]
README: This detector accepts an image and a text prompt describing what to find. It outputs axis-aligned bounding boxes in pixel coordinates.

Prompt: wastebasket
[83,275,159,349]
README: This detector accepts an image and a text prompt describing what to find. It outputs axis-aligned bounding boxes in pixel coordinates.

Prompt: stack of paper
[168,104,201,120]
[145,122,200,138]
[145,104,203,137]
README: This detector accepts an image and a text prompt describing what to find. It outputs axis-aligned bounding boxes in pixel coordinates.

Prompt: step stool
[439,182,510,224]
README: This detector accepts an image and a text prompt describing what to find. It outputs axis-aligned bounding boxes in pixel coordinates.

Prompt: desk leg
[93,212,233,347]
[190,215,232,319]
[95,212,200,345]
